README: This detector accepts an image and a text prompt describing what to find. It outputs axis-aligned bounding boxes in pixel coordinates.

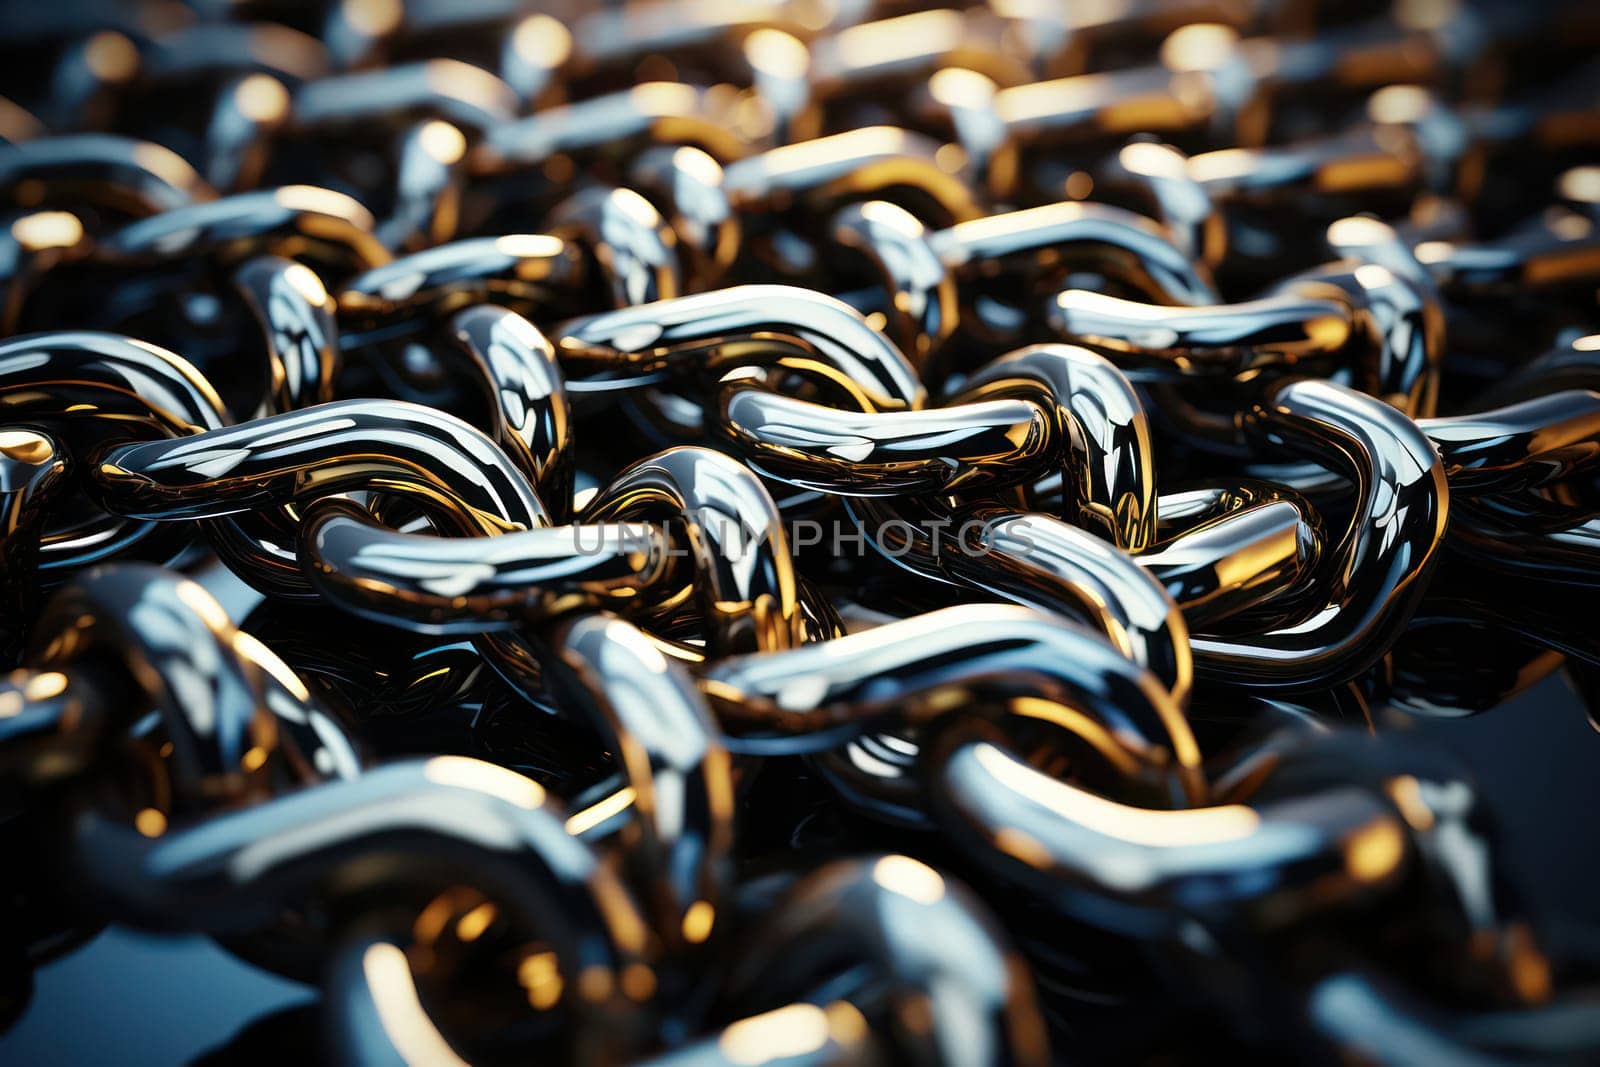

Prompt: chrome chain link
[2,0,1600,1062]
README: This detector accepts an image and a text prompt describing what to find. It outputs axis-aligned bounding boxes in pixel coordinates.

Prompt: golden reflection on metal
[1159,23,1238,74]
[513,15,572,67]
[1344,821,1406,883]
[83,31,138,82]
[417,120,467,167]
[681,899,715,944]
[5,9,1600,1065]
[341,0,401,38]
[718,1003,833,1065]
[1386,776,1436,832]
[10,211,83,250]
[565,786,638,836]
[234,74,289,124]
[974,743,1256,848]
[518,950,563,1010]
[746,28,809,80]
[454,901,497,943]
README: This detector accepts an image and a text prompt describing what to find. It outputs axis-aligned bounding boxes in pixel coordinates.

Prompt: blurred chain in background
[2,0,1600,1062]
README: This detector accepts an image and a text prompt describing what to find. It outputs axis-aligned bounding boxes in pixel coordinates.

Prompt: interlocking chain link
[2,0,1600,1062]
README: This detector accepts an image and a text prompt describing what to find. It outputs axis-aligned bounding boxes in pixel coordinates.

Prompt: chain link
[2,0,1600,1062]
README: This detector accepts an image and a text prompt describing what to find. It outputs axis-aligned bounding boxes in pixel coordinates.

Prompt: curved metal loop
[337,235,588,339]
[823,503,1197,831]
[723,126,983,228]
[291,60,518,138]
[93,186,390,276]
[934,202,1221,330]
[929,726,1409,938]
[0,134,213,222]
[300,496,669,634]
[1419,389,1600,496]
[1095,141,1227,270]
[625,144,740,289]
[231,254,341,418]
[1138,495,1322,629]
[1055,214,1443,413]
[554,284,926,413]
[698,603,1203,805]
[449,305,575,520]
[74,757,654,1060]
[89,396,558,690]
[26,563,361,809]
[379,119,471,253]
[0,330,230,570]
[1417,205,1600,296]
[565,3,808,90]
[323,930,479,1067]
[1187,128,1421,207]
[996,66,1220,151]
[138,21,329,91]
[544,612,734,953]
[951,343,1158,552]
[1190,380,1449,690]
[804,9,1031,130]
[826,199,956,369]
[722,855,1051,1067]
[0,329,227,434]
[548,185,683,308]
[92,398,548,534]
[1049,288,1354,381]
[579,445,802,657]
[1276,256,1443,419]
[476,83,751,176]
[717,365,1052,497]
[842,495,1194,728]
[0,428,68,656]
[949,508,1193,712]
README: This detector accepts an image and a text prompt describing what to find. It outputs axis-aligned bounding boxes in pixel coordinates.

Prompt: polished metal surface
[1,3,1599,1065]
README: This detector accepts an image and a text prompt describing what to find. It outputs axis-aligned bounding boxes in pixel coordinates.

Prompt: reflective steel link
[1,0,1600,1063]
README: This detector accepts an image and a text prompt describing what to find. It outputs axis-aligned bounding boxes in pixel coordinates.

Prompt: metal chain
[2,0,1600,1062]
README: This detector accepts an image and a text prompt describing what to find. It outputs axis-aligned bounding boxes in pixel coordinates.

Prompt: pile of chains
[3,0,1600,1062]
